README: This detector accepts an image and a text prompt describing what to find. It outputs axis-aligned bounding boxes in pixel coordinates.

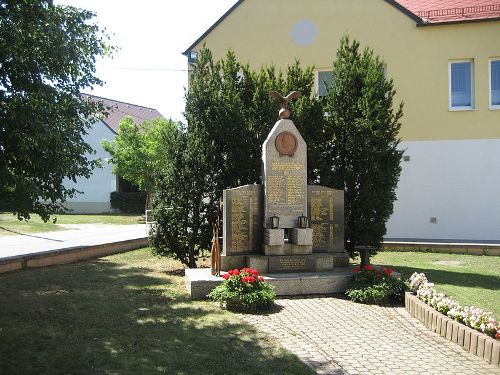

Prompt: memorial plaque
[268,255,315,273]
[307,185,344,253]
[223,185,263,255]
[263,119,307,228]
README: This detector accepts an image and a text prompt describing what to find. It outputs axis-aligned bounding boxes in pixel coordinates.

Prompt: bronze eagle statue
[269,91,302,119]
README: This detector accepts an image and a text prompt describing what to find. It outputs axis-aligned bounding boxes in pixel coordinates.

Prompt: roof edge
[416,16,500,27]
[383,0,423,25]
[81,93,161,112]
[182,0,245,56]
[99,119,118,135]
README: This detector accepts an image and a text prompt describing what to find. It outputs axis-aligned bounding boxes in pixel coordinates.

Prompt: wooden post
[211,216,221,276]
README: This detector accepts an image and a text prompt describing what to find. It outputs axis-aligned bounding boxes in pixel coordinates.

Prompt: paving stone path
[238,297,499,375]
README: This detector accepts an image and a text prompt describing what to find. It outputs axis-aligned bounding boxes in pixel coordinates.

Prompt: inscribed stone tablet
[307,185,344,253]
[268,255,315,273]
[262,119,307,228]
[223,185,263,255]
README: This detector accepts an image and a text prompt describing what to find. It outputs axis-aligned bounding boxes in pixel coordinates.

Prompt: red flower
[258,276,264,282]
[363,265,374,271]
[247,276,255,283]
[223,273,230,280]
[384,268,393,275]
[353,267,360,273]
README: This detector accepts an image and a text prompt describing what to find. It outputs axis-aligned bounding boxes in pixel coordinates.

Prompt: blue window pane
[318,71,333,97]
[491,60,500,106]
[451,62,472,107]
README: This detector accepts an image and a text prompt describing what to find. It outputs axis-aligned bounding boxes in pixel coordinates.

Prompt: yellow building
[184,0,500,242]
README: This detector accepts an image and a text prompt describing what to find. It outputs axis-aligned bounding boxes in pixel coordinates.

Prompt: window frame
[448,59,475,111]
[489,58,500,110]
[315,69,333,98]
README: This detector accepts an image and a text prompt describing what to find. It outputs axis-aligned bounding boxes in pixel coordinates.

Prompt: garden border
[405,292,499,367]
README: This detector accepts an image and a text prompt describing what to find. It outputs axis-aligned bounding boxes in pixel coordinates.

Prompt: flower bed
[345,265,405,304]
[409,272,499,339]
[208,268,276,311]
[406,272,500,367]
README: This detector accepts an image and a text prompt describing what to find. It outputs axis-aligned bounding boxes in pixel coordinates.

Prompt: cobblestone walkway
[238,297,499,375]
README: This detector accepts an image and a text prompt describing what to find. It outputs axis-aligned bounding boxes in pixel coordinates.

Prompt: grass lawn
[371,251,500,319]
[0,212,144,237]
[0,248,314,375]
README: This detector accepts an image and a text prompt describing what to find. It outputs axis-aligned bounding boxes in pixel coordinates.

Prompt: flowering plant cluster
[346,264,405,304]
[209,268,276,311]
[409,272,500,340]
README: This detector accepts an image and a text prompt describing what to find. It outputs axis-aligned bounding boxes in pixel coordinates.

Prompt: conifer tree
[323,36,404,254]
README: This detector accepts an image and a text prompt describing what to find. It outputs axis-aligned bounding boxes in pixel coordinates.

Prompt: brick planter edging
[405,292,499,367]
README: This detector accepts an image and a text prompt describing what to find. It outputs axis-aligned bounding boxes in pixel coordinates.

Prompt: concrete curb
[384,243,500,256]
[0,237,148,274]
[405,292,500,367]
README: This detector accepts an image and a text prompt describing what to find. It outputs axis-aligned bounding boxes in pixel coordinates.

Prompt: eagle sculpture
[269,91,302,119]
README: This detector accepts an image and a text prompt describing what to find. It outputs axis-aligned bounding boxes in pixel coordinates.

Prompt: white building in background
[63,95,163,214]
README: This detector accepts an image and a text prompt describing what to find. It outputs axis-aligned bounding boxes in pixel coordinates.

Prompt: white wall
[385,139,500,241]
[63,120,116,213]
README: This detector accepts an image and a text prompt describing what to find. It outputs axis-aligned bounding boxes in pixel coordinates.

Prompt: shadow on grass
[0,225,64,240]
[377,264,500,291]
[0,257,314,375]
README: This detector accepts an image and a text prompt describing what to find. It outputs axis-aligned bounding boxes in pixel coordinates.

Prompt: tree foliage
[102,117,177,209]
[151,40,403,266]
[149,123,213,268]
[322,36,404,253]
[0,0,112,221]
[150,48,323,267]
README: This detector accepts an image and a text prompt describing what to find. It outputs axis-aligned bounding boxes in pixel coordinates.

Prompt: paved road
[0,224,147,261]
[239,297,499,375]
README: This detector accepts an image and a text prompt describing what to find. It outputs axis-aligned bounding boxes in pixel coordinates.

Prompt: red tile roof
[395,0,500,24]
[82,94,164,133]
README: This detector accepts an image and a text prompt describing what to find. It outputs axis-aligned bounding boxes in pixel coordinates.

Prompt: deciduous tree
[102,117,177,209]
[0,0,113,221]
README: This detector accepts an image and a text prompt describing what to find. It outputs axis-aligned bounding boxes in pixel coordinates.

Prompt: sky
[56,0,238,122]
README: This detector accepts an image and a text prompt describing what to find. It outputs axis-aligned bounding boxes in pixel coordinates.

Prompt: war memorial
[185,92,352,298]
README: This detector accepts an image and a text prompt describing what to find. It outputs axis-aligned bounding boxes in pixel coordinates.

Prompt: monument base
[221,252,350,274]
[263,243,313,256]
[185,267,353,299]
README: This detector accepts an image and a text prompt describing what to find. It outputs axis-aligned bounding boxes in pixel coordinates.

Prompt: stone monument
[220,91,349,274]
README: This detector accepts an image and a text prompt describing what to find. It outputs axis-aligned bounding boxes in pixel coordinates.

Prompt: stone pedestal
[264,229,284,246]
[220,254,246,270]
[264,243,312,256]
[289,228,313,245]
[246,252,350,274]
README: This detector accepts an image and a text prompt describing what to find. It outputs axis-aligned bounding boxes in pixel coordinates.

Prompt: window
[490,59,500,109]
[449,60,474,110]
[317,70,333,97]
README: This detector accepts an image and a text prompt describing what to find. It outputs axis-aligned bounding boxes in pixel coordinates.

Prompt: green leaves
[101,117,178,208]
[152,39,403,266]
[0,0,114,221]
[323,36,404,254]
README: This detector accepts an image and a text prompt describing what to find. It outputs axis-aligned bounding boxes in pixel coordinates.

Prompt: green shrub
[209,268,276,311]
[110,191,146,214]
[346,265,405,304]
